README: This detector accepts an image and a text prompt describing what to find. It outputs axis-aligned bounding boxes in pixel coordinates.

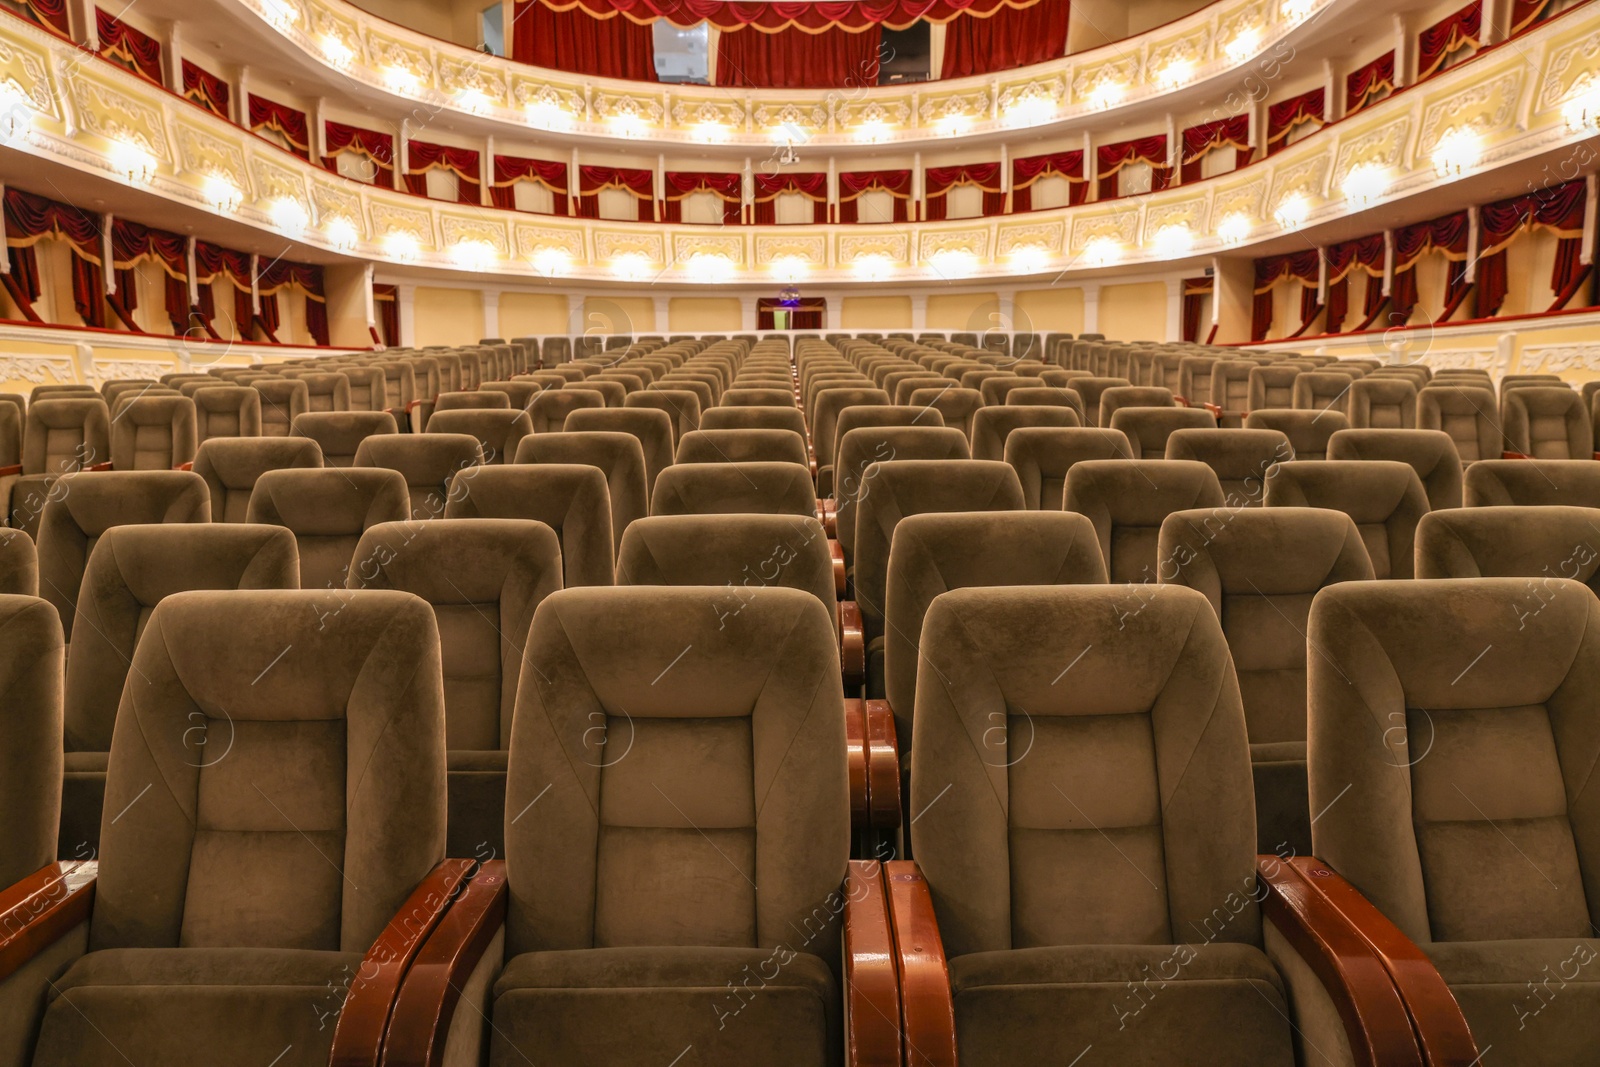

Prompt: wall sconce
[1088,80,1126,111]
[532,247,572,276]
[1002,96,1055,127]
[611,252,652,280]
[1009,244,1052,273]
[382,66,421,94]
[267,197,309,237]
[607,112,649,138]
[323,215,359,251]
[1152,224,1195,257]
[202,174,243,214]
[929,249,978,277]
[1341,164,1389,208]
[1225,27,1262,64]
[770,255,810,282]
[692,120,730,143]
[455,88,490,114]
[318,34,355,69]
[383,231,420,262]
[936,114,971,137]
[852,254,893,280]
[1083,236,1121,267]
[853,119,892,143]
[1158,59,1195,89]
[1274,193,1310,230]
[526,99,573,131]
[449,239,498,270]
[1562,77,1600,134]
[110,139,158,185]
[1431,127,1481,178]
[1217,212,1252,244]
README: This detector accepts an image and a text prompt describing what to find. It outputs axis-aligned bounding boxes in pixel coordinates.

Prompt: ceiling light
[1274,193,1310,230]
[1153,224,1194,257]
[1341,164,1389,207]
[110,139,158,185]
[611,252,652,281]
[1217,212,1252,244]
[1431,127,1481,178]
[1083,236,1121,267]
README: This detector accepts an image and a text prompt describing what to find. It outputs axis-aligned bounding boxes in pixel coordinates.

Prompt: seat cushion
[1428,939,1600,1067]
[949,943,1294,1067]
[491,946,838,1066]
[34,947,364,1067]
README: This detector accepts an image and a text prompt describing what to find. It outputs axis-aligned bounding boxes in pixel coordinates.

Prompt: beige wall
[1099,281,1170,342]
[1014,287,1084,333]
[414,286,483,346]
[500,292,571,337]
[669,298,742,333]
[581,296,654,334]
[927,292,1001,331]
[841,295,911,328]
[324,264,373,348]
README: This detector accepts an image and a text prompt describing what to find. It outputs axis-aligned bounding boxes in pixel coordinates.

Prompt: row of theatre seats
[0,332,1594,1065]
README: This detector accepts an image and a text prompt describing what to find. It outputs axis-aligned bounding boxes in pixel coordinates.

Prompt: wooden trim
[864,700,901,830]
[820,497,838,538]
[883,861,957,1067]
[1549,263,1594,312]
[381,861,509,1067]
[1500,451,1530,459]
[0,861,97,984]
[1256,855,1424,1067]
[1,273,43,323]
[1289,857,1479,1067]
[329,858,475,1067]
[844,861,903,1067]
[840,599,865,686]
[0,463,21,477]
[845,698,870,832]
[831,538,846,598]
[1437,281,1474,323]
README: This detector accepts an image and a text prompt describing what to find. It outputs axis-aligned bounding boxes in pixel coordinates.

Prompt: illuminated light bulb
[1341,164,1389,207]
[685,253,734,283]
[770,255,810,282]
[262,0,298,30]
[531,247,571,277]
[383,66,421,94]
[929,249,977,278]
[691,120,731,143]
[936,114,971,137]
[1083,236,1121,267]
[854,119,892,144]
[526,99,573,131]
[611,252,652,281]
[201,174,242,213]
[852,254,893,281]
[0,82,34,147]
[449,239,497,271]
[383,231,420,262]
[1274,193,1310,230]
[1225,27,1262,64]
[1217,212,1252,244]
[1562,78,1600,134]
[318,34,354,69]
[110,139,158,185]
[1010,244,1051,273]
[1431,127,1481,178]
[455,88,490,114]
[1281,0,1316,22]
[268,197,309,238]
[607,112,648,138]
[1158,59,1195,89]
[1153,224,1195,258]
[1088,80,1126,111]
[1002,95,1054,127]
[323,215,359,251]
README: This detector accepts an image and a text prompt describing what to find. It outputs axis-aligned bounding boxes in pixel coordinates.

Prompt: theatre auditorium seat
[1326,428,1464,511]
[516,432,648,552]
[1003,427,1132,511]
[444,465,614,587]
[1065,460,1225,583]
[0,593,63,890]
[1263,460,1429,579]
[246,467,410,591]
[355,433,484,520]
[1416,505,1600,591]
[0,528,37,595]
[1164,427,1292,506]
[193,437,323,523]
[1501,385,1592,459]
[651,460,818,519]
[1464,458,1600,507]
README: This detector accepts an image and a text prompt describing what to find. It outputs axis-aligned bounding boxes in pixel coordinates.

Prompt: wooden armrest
[883,861,957,1067]
[864,701,901,831]
[329,858,475,1067]
[845,698,870,833]
[173,462,193,471]
[831,540,846,599]
[382,861,509,1067]
[1256,855,1425,1067]
[1203,402,1223,419]
[0,464,21,478]
[1289,857,1478,1067]
[840,600,864,687]
[844,861,903,1067]
[86,462,113,472]
[1501,451,1531,460]
[819,497,837,538]
[1174,395,1190,407]
[0,861,97,984]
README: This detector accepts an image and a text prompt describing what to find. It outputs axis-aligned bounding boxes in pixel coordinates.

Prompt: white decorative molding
[0,355,76,384]
[1521,344,1600,373]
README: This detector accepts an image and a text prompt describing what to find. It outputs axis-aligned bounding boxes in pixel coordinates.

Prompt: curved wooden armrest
[0,861,97,984]
[1174,395,1190,407]
[1290,857,1478,1067]
[831,539,846,599]
[0,464,21,478]
[173,462,193,471]
[845,698,870,833]
[1256,855,1424,1067]
[840,600,865,687]
[1501,451,1531,460]
[86,462,113,472]
[864,700,901,830]
[1203,402,1223,419]
[883,861,957,1067]
[381,861,509,1067]
[819,497,837,538]
[844,861,902,1067]
[329,858,475,1067]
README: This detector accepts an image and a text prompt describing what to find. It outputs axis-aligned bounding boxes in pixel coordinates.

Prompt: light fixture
[1153,223,1195,258]
[449,239,498,271]
[268,197,309,237]
[1274,193,1310,230]
[455,87,490,114]
[929,249,977,277]
[1009,244,1052,273]
[109,139,158,185]
[936,113,971,137]
[201,173,242,214]
[323,215,359,251]
[853,119,892,144]
[1562,77,1600,134]
[770,255,810,282]
[531,247,572,276]
[611,252,652,281]
[0,81,33,147]
[382,65,421,94]
[1002,95,1055,127]
[383,231,420,262]
[1158,59,1195,89]
[1341,164,1389,207]
[606,112,648,138]
[318,33,355,69]
[262,0,298,30]
[1083,236,1121,267]
[685,253,734,283]
[852,254,893,281]
[1225,26,1262,64]
[1281,0,1316,22]
[1217,212,1253,244]
[1431,126,1481,178]
[526,99,573,131]
[692,120,730,143]
[1088,80,1126,111]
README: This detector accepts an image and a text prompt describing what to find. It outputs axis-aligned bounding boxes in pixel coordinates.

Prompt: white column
[165,22,183,94]
[655,153,665,223]
[397,119,410,187]
[1584,174,1599,266]
[570,147,581,215]
[1165,278,1182,342]
[913,152,923,220]
[1082,283,1101,334]
[483,135,495,207]
[186,237,199,305]
[235,66,251,127]
[1323,59,1341,122]
[827,156,838,223]
[363,263,376,333]
[397,283,417,347]
[482,288,500,339]
[653,295,671,333]
[1482,0,1503,44]
[566,293,586,334]
[740,294,759,331]
[1465,207,1481,281]
[1392,15,1410,88]
[74,0,97,48]
[102,214,115,295]
[999,144,1010,206]
[910,294,928,330]
[742,159,753,224]
[1381,229,1395,296]
[311,96,326,160]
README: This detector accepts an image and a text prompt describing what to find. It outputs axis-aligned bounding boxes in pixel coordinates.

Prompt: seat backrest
[675,428,808,467]
[906,386,984,438]
[23,397,111,474]
[1263,460,1429,578]
[64,524,299,753]
[1164,427,1292,507]
[884,512,1105,749]
[193,386,262,443]
[1159,508,1372,754]
[425,409,534,466]
[291,411,398,468]
[529,388,604,434]
[1210,360,1255,413]
[1503,386,1592,459]
[1417,385,1502,463]
[1248,366,1300,411]
[1066,377,1131,428]
[1349,377,1418,429]
[1243,408,1349,461]
[516,431,648,551]
[193,437,324,523]
[563,407,676,493]
[350,519,562,753]
[1464,458,1600,507]
[1098,386,1174,427]
[0,593,62,889]
[0,395,21,467]
[247,467,409,590]
[91,589,445,953]
[253,379,310,437]
[1327,428,1463,511]
[110,395,197,470]
[853,459,1025,631]
[835,427,973,560]
[625,389,701,441]
[722,387,795,407]
[970,406,1081,462]
[1416,506,1600,595]
[435,390,513,413]
[292,371,350,413]
[37,471,210,639]
[354,433,484,520]
[1065,460,1226,583]
[443,465,614,588]
[0,527,35,596]
[650,460,817,520]
[812,387,891,467]
[1177,356,1220,405]
[910,584,1260,955]
[502,586,846,959]
[1292,371,1355,416]
[1107,406,1216,460]
[1308,577,1600,945]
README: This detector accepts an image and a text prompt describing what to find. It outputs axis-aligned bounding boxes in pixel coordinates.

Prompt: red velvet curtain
[579,165,656,220]
[924,162,1005,220]
[1182,278,1211,343]
[324,122,395,187]
[838,170,910,223]
[523,0,1042,33]
[512,0,657,80]
[97,9,162,85]
[1345,52,1395,115]
[758,296,825,329]
[4,187,106,328]
[492,156,570,213]
[1418,1,1481,79]
[1011,151,1086,212]
[661,172,742,223]
[374,284,400,346]
[406,141,481,203]
[1096,137,1170,200]
[1266,88,1324,155]
[1179,116,1251,184]
[939,0,1068,78]
[717,25,880,88]
[181,60,230,119]
[1387,211,1470,321]
[1252,249,1320,341]
[259,260,329,345]
[111,218,188,333]
[1477,179,1588,313]
[1324,234,1385,332]
[250,95,310,161]
[1512,0,1552,33]
[21,0,70,36]
[753,172,828,224]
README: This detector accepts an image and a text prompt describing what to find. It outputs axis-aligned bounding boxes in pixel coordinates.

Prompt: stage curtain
[233,287,254,340]
[259,260,329,345]
[111,218,188,334]
[512,0,657,80]
[406,141,481,203]
[182,60,230,119]
[717,24,880,88]
[924,162,1004,220]
[250,95,310,160]
[1096,137,1170,200]
[1345,52,1394,115]
[4,186,107,326]
[8,245,39,303]
[1418,0,1481,79]
[97,9,163,85]
[662,171,742,223]
[753,172,828,224]
[940,0,1068,78]
[21,0,70,36]
[838,170,910,223]
[1266,88,1324,155]
[492,155,569,213]
[579,165,656,220]
[1480,179,1586,300]
[520,0,1045,34]
[1180,116,1250,183]
[323,122,395,188]
[1252,249,1320,340]
[1475,250,1509,317]
[1512,0,1552,33]
[1323,233,1385,332]
[1011,151,1085,211]
[164,274,190,333]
